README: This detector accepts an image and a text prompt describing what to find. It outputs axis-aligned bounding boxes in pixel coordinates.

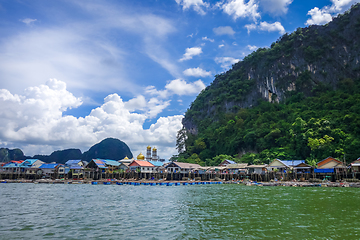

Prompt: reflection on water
[1,184,360,239]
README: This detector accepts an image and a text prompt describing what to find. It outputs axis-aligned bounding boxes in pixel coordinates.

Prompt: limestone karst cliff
[183,4,360,135]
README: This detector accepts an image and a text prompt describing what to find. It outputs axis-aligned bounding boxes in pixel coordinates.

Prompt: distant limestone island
[0,138,134,164]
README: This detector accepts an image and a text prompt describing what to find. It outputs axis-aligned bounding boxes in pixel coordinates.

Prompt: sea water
[1,183,360,239]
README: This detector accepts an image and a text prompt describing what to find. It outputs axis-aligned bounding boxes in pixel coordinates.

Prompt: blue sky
[0,0,358,159]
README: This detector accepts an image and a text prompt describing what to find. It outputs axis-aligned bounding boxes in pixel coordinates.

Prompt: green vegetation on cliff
[177,4,360,166]
[177,78,360,166]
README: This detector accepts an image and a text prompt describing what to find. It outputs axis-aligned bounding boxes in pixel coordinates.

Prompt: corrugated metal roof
[226,163,248,169]
[101,159,121,167]
[278,160,305,167]
[65,160,82,165]
[93,159,107,168]
[2,160,24,168]
[246,164,267,168]
[149,161,164,167]
[20,159,38,166]
[129,160,155,167]
[166,162,201,169]
[2,162,21,168]
[39,163,59,169]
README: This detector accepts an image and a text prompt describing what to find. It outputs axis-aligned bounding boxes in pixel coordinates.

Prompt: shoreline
[1,179,360,187]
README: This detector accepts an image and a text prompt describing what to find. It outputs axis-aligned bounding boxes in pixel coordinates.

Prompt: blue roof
[2,162,20,168]
[20,159,38,166]
[101,159,121,167]
[225,160,236,164]
[278,160,305,167]
[65,160,82,166]
[91,159,107,168]
[149,161,164,167]
[39,163,59,169]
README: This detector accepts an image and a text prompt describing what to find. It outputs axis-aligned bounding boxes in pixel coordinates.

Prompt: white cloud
[329,0,358,12]
[247,45,258,51]
[0,80,183,159]
[183,67,212,77]
[215,57,240,70]
[202,36,215,42]
[219,44,225,48]
[145,78,206,98]
[20,18,37,26]
[305,7,333,25]
[260,0,293,15]
[213,26,235,36]
[175,0,210,15]
[245,21,285,34]
[124,95,147,112]
[1,2,180,96]
[305,0,358,25]
[259,21,286,34]
[245,23,257,34]
[219,0,260,21]
[179,47,202,61]
[165,79,206,95]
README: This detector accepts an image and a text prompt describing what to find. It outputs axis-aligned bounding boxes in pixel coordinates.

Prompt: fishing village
[2,146,360,187]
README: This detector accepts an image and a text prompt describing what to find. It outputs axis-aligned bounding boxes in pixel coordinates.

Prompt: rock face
[183,4,360,134]
[0,148,25,162]
[82,138,133,162]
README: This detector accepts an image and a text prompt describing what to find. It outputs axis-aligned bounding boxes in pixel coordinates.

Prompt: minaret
[152,147,158,161]
[146,146,152,161]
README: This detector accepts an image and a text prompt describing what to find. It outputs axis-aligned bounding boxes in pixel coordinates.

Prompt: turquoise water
[1,183,360,239]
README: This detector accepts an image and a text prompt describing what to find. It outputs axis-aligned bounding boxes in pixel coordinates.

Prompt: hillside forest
[174,4,360,167]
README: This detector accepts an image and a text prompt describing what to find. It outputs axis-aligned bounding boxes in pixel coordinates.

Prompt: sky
[0,0,358,160]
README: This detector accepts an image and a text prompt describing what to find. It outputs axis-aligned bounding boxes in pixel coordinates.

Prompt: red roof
[317,157,342,167]
[2,160,24,166]
[129,160,154,167]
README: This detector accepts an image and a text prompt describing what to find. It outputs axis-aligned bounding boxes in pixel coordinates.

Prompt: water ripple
[1,184,360,239]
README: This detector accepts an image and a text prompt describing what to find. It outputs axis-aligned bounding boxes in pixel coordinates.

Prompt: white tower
[146,146,152,161]
[152,147,158,161]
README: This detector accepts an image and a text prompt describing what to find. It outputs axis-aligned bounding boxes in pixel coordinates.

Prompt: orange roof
[129,160,154,167]
[317,157,342,167]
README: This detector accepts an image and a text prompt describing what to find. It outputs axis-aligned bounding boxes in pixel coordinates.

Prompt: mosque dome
[137,153,145,160]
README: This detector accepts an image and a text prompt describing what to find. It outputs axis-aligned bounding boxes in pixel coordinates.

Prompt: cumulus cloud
[219,0,260,21]
[259,21,286,34]
[215,57,240,70]
[305,0,358,25]
[213,26,235,36]
[175,0,210,15]
[306,7,333,25]
[165,79,206,95]
[0,80,184,159]
[245,21,285,34]
[179,47,202,61]
[183,67,212,77]
[20,18,37,25]
[260,0,293,15]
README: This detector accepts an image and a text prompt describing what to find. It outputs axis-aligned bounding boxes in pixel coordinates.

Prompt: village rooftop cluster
[1,144,360,181]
